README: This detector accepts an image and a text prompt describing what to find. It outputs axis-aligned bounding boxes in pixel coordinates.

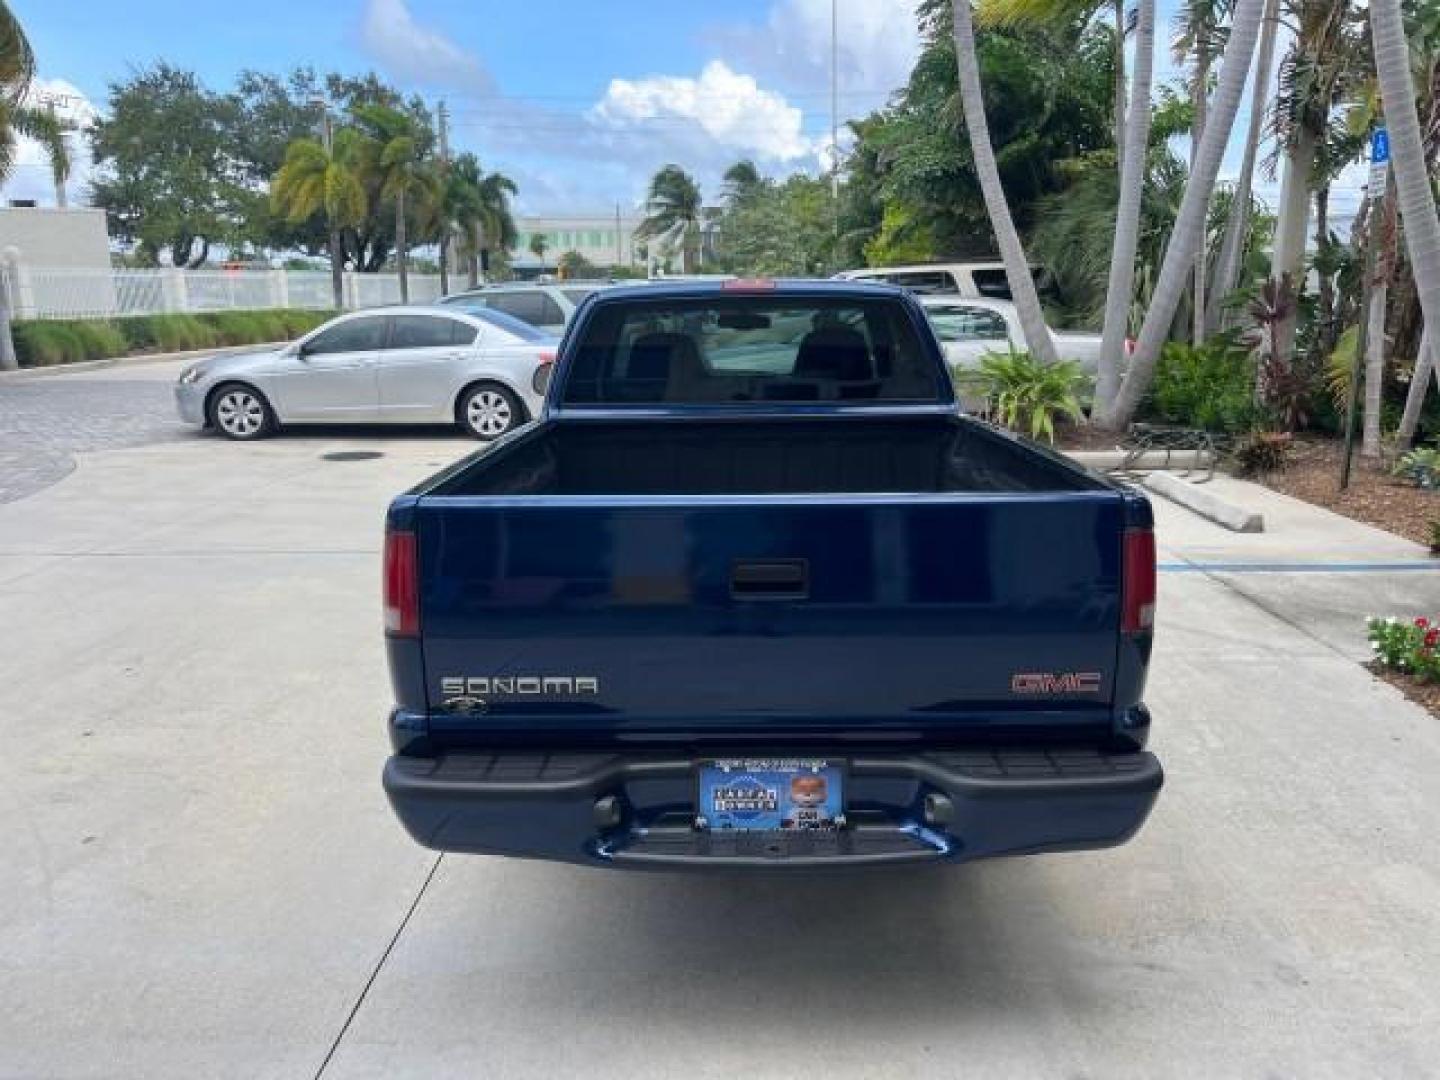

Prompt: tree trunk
[0,262,17,372]
[438,227,450,297]
[1206,0,1279,335]
[396,188,409,304]
[1313,184,1334,358]
[1397,328,1435,450]
[1372,0,1440,456]
[1191,48,1210,346]
[1095,0,1156,412]
[1099,0,1265,431]
[328,228,344,311]
[1361,279,1387,458]
[469,221,483,288]
[1112,0,1127,153]
[1267,125,1317,377]
[951,0,1058,366]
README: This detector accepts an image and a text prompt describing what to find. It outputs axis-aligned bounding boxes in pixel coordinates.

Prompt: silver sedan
[174,306,558,441]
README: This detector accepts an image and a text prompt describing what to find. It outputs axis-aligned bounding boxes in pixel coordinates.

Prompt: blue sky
[9,0,928,213]
[6,0,1364,224]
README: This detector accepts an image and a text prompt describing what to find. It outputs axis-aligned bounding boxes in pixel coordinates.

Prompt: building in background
[511,213,645,277]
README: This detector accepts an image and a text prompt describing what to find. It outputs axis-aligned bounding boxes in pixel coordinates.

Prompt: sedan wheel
[461,385,521,440]
[209,385,274,440]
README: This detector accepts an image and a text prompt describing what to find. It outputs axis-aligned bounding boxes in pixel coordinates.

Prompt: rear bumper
[383,744,1163,869]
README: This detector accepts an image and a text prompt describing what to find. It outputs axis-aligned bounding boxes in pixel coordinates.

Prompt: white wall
[0,207,110,270]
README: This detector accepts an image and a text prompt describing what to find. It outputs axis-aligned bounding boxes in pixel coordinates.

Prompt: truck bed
[429,414,1105,497]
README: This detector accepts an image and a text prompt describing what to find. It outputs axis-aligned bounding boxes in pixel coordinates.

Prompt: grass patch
[12,309,338,368]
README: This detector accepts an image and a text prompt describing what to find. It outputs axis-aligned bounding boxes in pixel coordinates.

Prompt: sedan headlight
[178,365,203,385]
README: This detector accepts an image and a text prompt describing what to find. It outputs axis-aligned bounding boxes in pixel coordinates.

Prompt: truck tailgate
[415,491,1126,740]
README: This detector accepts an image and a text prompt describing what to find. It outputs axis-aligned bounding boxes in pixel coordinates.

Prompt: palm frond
[0,1,34,106]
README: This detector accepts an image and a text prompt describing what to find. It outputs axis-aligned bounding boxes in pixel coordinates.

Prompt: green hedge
[12,309,337,368]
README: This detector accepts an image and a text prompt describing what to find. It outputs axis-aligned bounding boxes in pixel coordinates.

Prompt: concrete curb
[1069,448,1218,471]
[1144,471,1264,532]
[0,342,287,380]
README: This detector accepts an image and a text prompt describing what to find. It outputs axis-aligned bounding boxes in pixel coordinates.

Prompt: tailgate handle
[730,559,809,600]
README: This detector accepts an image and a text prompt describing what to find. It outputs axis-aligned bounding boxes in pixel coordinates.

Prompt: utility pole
[615,203,623,271]
[830,0,840,241]
[436,100,451,296]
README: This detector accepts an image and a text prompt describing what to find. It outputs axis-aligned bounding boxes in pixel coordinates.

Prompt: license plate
[698,759,844,832]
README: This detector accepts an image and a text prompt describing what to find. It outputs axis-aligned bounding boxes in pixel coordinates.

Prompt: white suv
[834,262,1042,300]
[438,283,605,333]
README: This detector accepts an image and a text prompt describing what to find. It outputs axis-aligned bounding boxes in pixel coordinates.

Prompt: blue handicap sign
[1372,128,1390,163]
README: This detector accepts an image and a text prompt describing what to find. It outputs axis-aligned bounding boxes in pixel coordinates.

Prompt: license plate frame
[696,758,846,832]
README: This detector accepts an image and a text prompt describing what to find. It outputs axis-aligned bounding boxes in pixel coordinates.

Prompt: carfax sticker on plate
[698,759,844,831]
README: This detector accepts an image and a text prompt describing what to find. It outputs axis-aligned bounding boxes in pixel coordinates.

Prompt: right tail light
[1121,528,1156,635]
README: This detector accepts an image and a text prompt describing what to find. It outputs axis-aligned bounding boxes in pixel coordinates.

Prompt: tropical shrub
[13,309,335,367]
[1146,336,1257,432]
[976,348,1088,443]
[1369,616,1440,684]
[1394,447,1440,489]
[12,321,86,365]
[1230,431,1293,477]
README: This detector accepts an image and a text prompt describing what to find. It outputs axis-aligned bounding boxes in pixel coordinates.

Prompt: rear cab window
[561,294,948,406]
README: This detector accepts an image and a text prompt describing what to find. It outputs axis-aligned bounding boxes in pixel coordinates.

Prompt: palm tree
[950,0,1059,365]
[1174,0,1229,344]
[1100,0,1266,430]
[271,127,368,310]
[441,152,484,291]
[529,232,549,271]
[1266,0,1366,373]
[977,0,1129,152]
[352,104,438,303]
[1206,0,1281,333]
[722,160,764,208]
[0,3,70,371]
[1095,0,1157,410]
[637,165,702,273]
[475,169,518,282]
[1371,0,1440,451]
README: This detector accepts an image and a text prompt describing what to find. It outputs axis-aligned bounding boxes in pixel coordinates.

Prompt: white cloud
[351,1,845,212]
[590,60,817,163]
[707,0,922,115]
[0,78,100,208]
[358,0,494,94]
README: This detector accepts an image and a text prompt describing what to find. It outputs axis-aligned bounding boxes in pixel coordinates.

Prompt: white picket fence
[2,266,445,321]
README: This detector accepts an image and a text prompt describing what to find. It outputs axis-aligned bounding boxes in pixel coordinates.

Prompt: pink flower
[1417,617,1431,629]
[1426,629,1438,648]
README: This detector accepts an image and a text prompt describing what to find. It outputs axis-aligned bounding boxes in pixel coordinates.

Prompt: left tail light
[383,528,419,637]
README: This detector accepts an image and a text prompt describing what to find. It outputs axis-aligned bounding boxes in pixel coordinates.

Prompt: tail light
[533,352,555,395]
[721,278,777,292]
[383,528,419,637]
[1120,528,1156,635]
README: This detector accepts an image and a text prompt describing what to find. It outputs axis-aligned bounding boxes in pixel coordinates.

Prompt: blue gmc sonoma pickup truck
[381,280,1162,868]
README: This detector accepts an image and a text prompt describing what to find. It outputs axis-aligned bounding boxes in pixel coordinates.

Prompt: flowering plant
[1368,615,1440,683]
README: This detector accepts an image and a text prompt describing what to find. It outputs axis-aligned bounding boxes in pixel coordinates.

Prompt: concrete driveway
[2,359,1439,1078]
